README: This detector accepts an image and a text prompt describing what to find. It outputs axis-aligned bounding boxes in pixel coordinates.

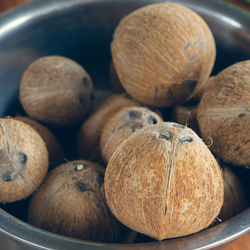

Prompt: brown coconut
[171,104,199,134]
[197,60,250,167]
[109,61,125,93]
[0,118,48,203]
[15,116,64,167]
[100,106,163,163]
[105,122,224,240]
[218,165,248,222]
[77,93,140,161]
[19,56,94,127]
[28,160,133,243]
[111,3,216,107]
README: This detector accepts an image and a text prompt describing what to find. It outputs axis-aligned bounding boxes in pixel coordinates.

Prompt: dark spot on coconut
[148,116,158,125]
[184,42,190,51]
[75,180,93,192]
[130,122,144,133]
[188,38,204,61]
[124,93,131,99]
[78,94,88,105]
[94,171,104,187]
[2,171,14,182]
[181,80,196,93]
[179,134,193,143]
[82,76,90,88]
[238,113,246,118]
[78,96,84,105]
[154,86,159,100]
[158,131,172,141]
[128,110,141,119]
[17,153,27,164]
[234,146,240,151]
[172,123,185,129]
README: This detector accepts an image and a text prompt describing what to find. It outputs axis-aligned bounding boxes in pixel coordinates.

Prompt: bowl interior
[0,0,249,249]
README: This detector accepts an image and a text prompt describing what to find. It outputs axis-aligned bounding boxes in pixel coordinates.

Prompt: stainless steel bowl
[0,0,249,249]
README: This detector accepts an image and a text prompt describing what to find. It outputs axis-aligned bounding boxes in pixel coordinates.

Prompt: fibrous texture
[20,56,93,126]
[0,118,48,203]
[197,60,250,167]
[105,122,223,240]
[111,3,216,106]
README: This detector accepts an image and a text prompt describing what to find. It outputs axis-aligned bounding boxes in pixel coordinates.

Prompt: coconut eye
[74,163,89,171]
[1,171,14,182]
[158,131,172,141]
[128,110,142,119]
[148,116,158,125]
[17,153,27,164]
[179,133,193,143]
[75,180,93,192]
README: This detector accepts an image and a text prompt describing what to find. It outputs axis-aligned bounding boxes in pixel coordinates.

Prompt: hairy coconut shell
[28,160,132,243]
[105,122,223,240]
[197,60,250,167]
[0,118,48,203]
[100,106,163,163]
[77,93,140,161]
[171,104,199,134]
[111,3,216,107]
[15,116,64,168]
[20,56,94,126]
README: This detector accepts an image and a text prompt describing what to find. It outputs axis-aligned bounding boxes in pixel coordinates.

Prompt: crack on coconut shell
[163,140,178,216]
[162,130,190,236]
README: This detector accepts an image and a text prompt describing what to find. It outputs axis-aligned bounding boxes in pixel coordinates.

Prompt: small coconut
[15,116,64,168]
[100,106,163,163]
[105,122,224,240]
[0,118,48,203]
[111,3,216,107]
[28,160,133,243]
[197,60,250,167]
[77,93,140,161]
[19,56,94,127]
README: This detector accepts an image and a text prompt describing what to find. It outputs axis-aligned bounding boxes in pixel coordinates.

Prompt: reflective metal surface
[0,0,249,249]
